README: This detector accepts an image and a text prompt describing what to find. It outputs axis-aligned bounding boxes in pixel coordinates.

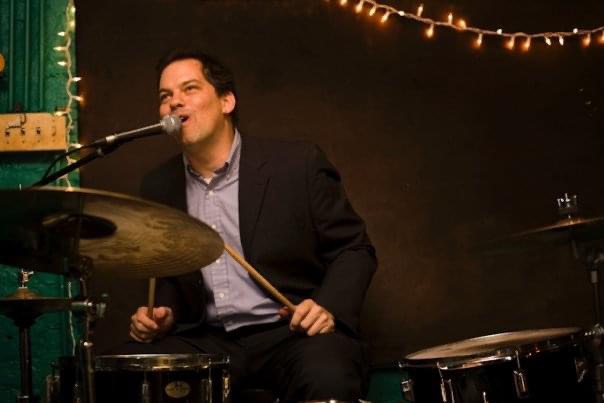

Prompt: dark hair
[156,49,239,125]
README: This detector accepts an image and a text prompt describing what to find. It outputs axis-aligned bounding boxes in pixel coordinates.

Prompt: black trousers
[105,321,366,402]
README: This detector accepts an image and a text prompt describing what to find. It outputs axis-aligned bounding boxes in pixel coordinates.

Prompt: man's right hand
[129,306,175,343]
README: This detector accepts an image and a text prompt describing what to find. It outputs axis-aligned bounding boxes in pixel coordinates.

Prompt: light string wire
[53,0,82,187]
[332,0,604,50]
[54,0,79,353]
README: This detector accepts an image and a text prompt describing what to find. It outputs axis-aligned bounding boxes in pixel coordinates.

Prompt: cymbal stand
[71,294,106,403]
[556,194,604,402]
[69,257,104,403]
[13,270,38,403]
[582,247,604,403]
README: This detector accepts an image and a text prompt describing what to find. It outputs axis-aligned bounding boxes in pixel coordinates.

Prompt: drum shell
[402,335,592,403]
[95,354,230,403]
[49,354,230,403]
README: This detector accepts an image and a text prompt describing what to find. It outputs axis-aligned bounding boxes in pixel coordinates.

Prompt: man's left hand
[279,299,335,336]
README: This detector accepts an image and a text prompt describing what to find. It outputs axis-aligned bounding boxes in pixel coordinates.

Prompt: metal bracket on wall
[0,113,67,151]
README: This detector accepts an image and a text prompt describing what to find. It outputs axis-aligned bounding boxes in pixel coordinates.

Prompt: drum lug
[141,377,151,403]
[513,369,530,399]
[223,368,231,402]
[73,382,82,403]
[400,379,415,402]
[201,377,212,403]
[575,357,588,383]
[440,379,455,403]
[44,373,60,403]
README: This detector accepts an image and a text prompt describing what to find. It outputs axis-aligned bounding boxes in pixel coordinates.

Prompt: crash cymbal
[0,187,224,278]
[483,216,604,253]
[0,288,72,321]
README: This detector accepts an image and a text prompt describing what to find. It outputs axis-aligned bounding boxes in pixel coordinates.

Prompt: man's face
[158,58,234,147]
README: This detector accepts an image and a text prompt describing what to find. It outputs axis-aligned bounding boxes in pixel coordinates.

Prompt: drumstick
[223,243,296,312]
[147,277,156,319]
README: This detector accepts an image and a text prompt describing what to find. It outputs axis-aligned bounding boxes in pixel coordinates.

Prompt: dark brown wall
[76,0,604,364]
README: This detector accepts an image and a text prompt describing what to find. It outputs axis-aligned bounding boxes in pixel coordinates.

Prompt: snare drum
[95,354,230,403]
[400,327,592,403]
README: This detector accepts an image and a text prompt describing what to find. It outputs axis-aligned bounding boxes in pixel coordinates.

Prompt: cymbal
[483,216,604,253]
[0,288,72,321]
[0,187,224,278]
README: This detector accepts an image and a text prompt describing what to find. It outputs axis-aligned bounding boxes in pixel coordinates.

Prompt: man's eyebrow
[180,79,201,86]
[159,79,201,94]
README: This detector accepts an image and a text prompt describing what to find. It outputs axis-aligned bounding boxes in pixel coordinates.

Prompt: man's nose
[169,92,184,111]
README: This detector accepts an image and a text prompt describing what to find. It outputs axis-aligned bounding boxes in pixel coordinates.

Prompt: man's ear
[221,92,236,115]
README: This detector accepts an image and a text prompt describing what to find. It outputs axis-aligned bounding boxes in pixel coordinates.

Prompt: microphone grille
[161,115,182,136]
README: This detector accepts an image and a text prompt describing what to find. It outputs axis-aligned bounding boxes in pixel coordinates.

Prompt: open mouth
[179,115,190,123]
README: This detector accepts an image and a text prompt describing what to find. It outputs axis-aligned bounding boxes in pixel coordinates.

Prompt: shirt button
[216,259,221,264]
[218,292,225,299]
[211,224,217,229]
[209,190,215,196]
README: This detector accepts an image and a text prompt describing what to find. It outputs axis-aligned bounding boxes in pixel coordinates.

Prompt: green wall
[0,0,79,401]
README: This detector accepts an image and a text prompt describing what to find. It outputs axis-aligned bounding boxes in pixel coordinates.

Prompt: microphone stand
[32,142,121,187]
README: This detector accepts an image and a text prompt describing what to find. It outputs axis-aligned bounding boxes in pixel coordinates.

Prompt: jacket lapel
[238,135,270,259]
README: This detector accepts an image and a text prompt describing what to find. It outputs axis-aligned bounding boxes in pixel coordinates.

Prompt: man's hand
[129,306,175,343]
[279,299,335,336]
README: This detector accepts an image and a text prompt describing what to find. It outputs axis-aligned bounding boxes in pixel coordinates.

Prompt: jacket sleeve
[306,145,377,335]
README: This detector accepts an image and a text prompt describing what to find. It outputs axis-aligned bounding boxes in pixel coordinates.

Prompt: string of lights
[331,0,604,50]
[53,0,81,187]
[52,1,80,351]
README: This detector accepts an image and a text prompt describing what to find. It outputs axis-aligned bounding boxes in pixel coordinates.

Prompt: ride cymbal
[0,187,224,278]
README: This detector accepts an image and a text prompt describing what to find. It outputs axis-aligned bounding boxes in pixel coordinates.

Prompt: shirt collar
[183,129,241,180]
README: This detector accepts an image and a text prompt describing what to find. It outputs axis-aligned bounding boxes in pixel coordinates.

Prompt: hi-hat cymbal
[0,187,224,278]
[0,288,72,320]
[483,216,604,253]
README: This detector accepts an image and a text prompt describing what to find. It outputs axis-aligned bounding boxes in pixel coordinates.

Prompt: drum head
[404,327,582,369]
[95,353,229,371]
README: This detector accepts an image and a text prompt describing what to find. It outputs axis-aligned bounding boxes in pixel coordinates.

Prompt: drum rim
[401,327,583,369]
[95,353,230,371]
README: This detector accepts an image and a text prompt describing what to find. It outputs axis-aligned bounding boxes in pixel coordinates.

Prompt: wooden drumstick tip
[147,277,156,319]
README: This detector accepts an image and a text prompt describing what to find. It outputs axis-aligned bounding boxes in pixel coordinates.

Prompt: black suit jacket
[140,135,377,335]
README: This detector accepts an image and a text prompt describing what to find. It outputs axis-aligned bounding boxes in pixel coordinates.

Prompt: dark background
[75,0,604,365]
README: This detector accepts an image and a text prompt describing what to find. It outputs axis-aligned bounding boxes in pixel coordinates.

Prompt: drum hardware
[0,187,225,402]
[141,376,151,403]
[0,269,109,403]
[401,327,592,402]
[44,364,60,403]
[201,375,212,402]
[400,378,415,402]
[512,369,528,399]
[512,351,529,400]
[478,193,604,402]
[557,193,578,219]
[222,368,231,402]
[443,378,455,403]
[0,269,73,403]
[575,356,588,383]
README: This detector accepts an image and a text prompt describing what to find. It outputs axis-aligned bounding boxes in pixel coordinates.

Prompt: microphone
[89,115,181,147]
